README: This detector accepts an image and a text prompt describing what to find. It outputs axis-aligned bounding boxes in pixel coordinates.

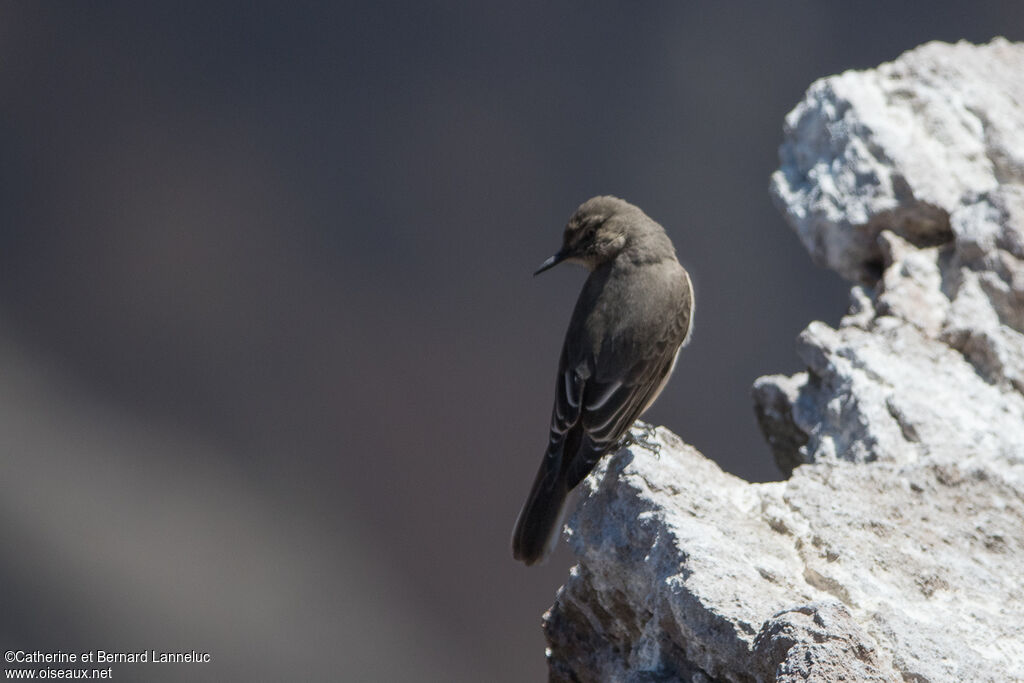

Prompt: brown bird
[512,196,694,565]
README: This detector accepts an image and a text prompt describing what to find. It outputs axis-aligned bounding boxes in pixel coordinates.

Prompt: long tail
[511,456,570,566]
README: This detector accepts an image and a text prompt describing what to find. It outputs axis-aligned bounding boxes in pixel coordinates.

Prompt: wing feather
[543,261,694,491]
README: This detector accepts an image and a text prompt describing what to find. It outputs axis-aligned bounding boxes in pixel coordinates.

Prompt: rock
[770,38,1024,286]
[546,435,1024,682]
[752,603,899,683]
[763,37,1024,473]
[543,39,1024,682]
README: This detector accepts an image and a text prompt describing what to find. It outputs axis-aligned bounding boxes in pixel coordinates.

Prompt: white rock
[547,432,1024,682]
[771,38,1024,284]
[761,38,1024,473]
[545,39,1024,682]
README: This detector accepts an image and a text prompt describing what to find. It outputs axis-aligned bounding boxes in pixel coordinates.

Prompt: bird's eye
[585,226,597,240]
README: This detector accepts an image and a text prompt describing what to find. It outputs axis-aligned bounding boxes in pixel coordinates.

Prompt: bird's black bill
[534,250,568,276]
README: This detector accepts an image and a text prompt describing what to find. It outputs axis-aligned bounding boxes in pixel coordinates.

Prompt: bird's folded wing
[563,345,677,488]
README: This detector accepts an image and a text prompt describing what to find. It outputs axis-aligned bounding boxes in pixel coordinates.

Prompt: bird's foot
[620,421,661,457]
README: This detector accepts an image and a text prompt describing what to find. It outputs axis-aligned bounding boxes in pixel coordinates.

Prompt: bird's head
[534,196,634,275]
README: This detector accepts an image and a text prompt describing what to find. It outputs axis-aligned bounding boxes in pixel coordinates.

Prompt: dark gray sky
[1,3,1021,680]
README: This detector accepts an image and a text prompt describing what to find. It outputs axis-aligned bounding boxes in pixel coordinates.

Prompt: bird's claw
[619,421,661,457]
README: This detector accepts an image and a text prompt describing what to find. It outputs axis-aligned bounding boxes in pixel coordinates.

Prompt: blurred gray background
[1,2,1021,681]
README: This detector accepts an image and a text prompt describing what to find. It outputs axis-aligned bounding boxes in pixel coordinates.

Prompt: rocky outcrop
[760,37,1024,475]
[543,39,1024,682]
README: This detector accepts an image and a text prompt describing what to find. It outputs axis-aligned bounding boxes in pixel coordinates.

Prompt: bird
[512,195,694,566]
